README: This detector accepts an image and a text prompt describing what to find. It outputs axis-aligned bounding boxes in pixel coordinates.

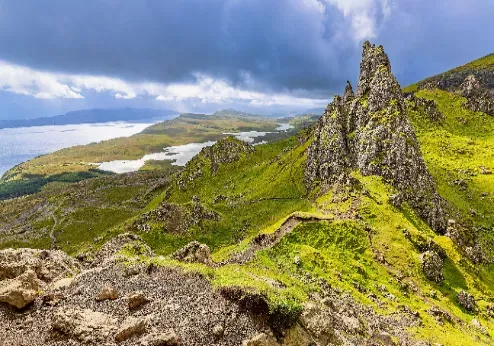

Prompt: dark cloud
[0,0,362,97]
[0,0,493,120]
[376,0,494,86]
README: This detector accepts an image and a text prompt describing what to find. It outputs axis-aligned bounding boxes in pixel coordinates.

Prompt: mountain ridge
[0,107,178,129]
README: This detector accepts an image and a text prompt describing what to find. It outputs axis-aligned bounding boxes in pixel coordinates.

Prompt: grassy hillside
[0,102,493,344]
[0,111,301,200]
[454,53,494,71]
[0,169,177,254]
[407,89,494,260]
[404,52,494,94]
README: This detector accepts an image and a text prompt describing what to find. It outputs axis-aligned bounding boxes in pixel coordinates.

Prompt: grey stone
[457,290,476,312]
[115,316,146,342]
[421,251,444,283]
[305,41,446,233]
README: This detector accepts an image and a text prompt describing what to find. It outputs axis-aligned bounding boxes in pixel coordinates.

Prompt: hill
[0,108,178,129]
[0,42,493,345]
[404,53,494,117]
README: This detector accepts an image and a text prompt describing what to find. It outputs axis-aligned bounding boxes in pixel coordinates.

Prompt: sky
[0,0,493,120]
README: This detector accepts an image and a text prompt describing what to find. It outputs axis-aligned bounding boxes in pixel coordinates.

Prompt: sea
[0,120,294,177]
[0,118,173,177]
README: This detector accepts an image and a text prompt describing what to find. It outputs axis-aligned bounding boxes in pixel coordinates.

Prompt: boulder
[242,333,279,346]
[428,307,453,324]
[0,248,78,282]
[299,302,342,345]
[93,233,154,266]
[368,331,395,346]
[0,270,42,309]
[457,290,476,312]
[460,75,482,97]
[127,291,150,310]
[471,318,488,335]
[140,329,182,346]
[212,324,224,338]
[115,316,146,342]
[421,251,444,283]
[96,285,119,301]
[172,241,212,265]
[465,245,484,264]
[52,308,118,342]
[51,277,73,291]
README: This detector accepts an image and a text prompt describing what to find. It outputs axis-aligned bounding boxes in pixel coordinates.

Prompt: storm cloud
[0,0,492,119]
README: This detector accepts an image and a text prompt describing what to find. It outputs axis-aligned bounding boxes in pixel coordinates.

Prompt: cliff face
[306,42,446,233]
[416,53,494,116]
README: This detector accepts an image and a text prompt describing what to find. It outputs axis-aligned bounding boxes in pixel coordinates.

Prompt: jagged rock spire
[305,41,446,233]
[356,41,392,98]
[343,81,354,103]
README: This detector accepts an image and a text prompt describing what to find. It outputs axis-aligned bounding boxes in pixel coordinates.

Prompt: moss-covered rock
[421,250,444,283]
[305,41,446,233]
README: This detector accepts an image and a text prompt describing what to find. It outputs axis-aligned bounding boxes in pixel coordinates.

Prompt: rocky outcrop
[417,53,494,91]
[133,201,219,235]
[52,308,118,343]
[179,137,255,189]
[172,241,213,265]
[95,285,119,301]
[208,136,256,174]
[127,291,150,310]
[241,333,279,346]
[457,290,476,312]
[0,248,78,309]
[421,251,444,283]
[405,94,444,121]
[140,330,182,346]
[305,42,446,233]
[0,248,78,282]
[115,316,147,342]
[460,74,483,97]
[0,270,42,309]
[91,233,154,266]
[458,75,494,116]
[418,68,494,116]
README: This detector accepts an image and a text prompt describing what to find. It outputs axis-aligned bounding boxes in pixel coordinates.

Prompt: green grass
[0,171,172,255]
[110,132,492,344]
[455,53,494,71]
[0,169,113,200]
[407,89,494,259]
[141,137,312,255]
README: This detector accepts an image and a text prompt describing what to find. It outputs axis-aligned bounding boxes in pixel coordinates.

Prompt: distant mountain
[212,109,267,118]
[296,107,325,116]
[0,108,178,129]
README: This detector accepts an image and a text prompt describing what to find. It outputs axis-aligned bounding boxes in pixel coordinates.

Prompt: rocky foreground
[0,235,269,346]
[0,234,435,346]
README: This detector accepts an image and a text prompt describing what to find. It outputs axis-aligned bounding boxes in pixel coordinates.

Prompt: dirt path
[217,214,333,266]
[217,194,362,266]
